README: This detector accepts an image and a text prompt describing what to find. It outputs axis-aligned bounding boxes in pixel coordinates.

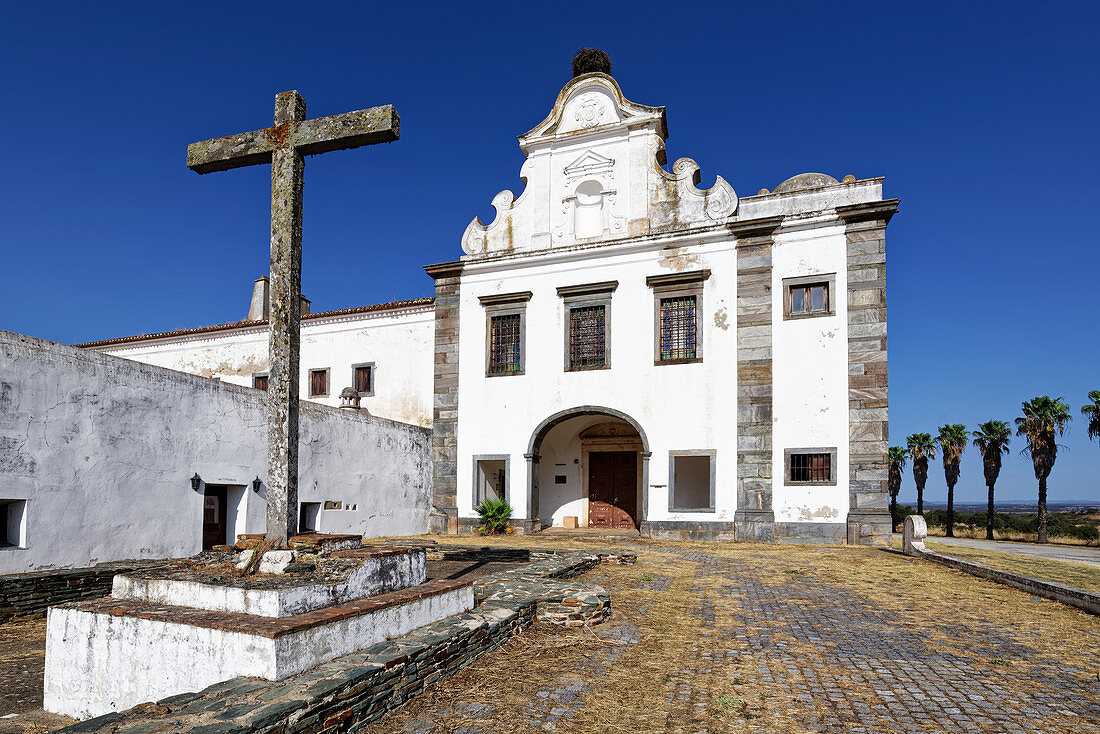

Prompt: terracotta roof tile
[75,297,434,349]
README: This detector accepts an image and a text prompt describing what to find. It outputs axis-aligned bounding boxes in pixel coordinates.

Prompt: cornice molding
[424,260,465,280]
[835,199,900,225]
[645,269,711,289]
[477,291,533,306]
[555,280,619,298]
[728,216,784,241]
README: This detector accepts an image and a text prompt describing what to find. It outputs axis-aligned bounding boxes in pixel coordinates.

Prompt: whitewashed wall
[0,330,431,573]
[89,305,435,427]
[771,221,851,525]
[455,236,740,527]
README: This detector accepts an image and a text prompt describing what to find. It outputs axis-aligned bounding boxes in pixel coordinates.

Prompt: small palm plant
[1016,396,1072,543]
[906,433,936,515]
[888,447,907,530]
[1083,390,1100,446]
[972,420,1011,541]
[936,424,969,537]
[474,497,513,535]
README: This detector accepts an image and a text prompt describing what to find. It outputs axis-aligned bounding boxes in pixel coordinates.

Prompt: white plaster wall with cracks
[0,330,431,573]
[83,300,435,427]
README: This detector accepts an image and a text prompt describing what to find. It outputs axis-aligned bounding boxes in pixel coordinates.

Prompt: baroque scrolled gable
[461,73,738,257]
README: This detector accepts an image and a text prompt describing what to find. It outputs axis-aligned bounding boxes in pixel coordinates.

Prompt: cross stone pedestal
[43,541,471,719]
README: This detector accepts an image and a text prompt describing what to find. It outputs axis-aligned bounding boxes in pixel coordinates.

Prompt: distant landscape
[920,501,1099,515]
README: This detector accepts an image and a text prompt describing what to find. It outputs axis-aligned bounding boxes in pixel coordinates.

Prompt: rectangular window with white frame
[479,292,531,377]
[784,447,838,485]
[783,273,836,320]
[668,451,716,512]
[557,281,616,371]
[647,270,709,365]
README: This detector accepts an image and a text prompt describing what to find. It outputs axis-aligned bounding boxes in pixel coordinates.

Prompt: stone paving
[382,544,1100,733]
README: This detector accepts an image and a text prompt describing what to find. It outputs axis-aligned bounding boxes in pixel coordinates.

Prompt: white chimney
[247,277,310,320]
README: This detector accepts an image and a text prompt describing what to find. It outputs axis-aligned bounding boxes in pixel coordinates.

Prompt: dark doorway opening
[202,485,228,550]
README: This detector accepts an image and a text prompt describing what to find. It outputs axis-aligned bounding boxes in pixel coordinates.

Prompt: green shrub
[474,497,513,535]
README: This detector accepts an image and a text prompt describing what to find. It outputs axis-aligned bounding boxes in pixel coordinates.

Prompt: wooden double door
[588,451,638,529]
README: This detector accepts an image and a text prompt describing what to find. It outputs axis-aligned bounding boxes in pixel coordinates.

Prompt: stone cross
[187,91,399,546]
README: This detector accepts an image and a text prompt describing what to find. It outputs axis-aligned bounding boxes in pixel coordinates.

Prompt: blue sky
[2,2,1097,505]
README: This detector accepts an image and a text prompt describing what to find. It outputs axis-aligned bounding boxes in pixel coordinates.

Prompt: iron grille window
[488,314,522,374]
[569,305,606,369]
[790,452,832,483]
[309,369,328,397]
[354,365,372,393]
[789,282,829,316]
[659,295,697,361]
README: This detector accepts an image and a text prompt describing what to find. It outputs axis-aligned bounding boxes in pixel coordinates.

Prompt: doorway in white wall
[299,502,322,533]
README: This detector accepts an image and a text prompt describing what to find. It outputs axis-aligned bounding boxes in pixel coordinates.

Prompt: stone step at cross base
[44,578,473,720]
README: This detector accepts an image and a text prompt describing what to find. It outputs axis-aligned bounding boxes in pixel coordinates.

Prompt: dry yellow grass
[921,540,1100,593]
[926,525,1099,547]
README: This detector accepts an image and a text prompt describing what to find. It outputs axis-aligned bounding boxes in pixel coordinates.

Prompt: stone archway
[525,406,650,532]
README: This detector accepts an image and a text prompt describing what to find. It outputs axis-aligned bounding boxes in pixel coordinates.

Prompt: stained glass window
[659,295,697,361]
[569,305,606,369]
[488,314,522,374]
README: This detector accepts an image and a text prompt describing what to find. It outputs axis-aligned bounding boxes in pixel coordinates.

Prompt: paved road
[931,536,1100,566]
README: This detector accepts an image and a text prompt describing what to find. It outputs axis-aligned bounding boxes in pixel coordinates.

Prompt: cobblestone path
[382,544,1100,733]
[663,548,1100,733]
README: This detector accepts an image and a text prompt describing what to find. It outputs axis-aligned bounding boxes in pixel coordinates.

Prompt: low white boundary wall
[0,330,431,573]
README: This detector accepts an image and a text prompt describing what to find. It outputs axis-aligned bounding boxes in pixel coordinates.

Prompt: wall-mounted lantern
[190,473,202,491]
[252,476,263,492]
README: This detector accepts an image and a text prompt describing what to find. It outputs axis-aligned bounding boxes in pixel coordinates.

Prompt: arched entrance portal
[526,407,650,531]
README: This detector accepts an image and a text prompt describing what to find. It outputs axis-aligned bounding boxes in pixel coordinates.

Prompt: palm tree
[906,433,936,516]
[972,420,1011,541]
[1083,391,1100,446]
[1016,396,1072,543]
[888,446,907,529]
[936,424,968,537]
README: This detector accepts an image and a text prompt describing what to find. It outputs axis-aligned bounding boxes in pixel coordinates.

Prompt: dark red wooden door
[588,451,638,529]
[202,486,228,549]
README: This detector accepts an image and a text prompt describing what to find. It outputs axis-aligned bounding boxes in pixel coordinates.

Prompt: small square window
[252,373,269,391]
[1,500,27,549]
[784,448,838,485]
[489,314,522,374]
[308,369,329,398]
[783,274,836,320]
[568,305,607,369]
[352,363,374,396]
[669,452,715,512]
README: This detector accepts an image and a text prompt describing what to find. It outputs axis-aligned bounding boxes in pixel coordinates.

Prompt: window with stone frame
[783,273,836,320]
[488,314,522,374]
[479,291,531,377]
[647,270,708,364]
[308,368,329,397]
[557,281,616,372]
[784,448,838,485]
[352,363,374,396]
[252,373,269,391]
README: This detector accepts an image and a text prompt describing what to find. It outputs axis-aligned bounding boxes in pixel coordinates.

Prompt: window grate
[569,305,606,369]
[790,453,831,482]
[488,314,522,374]
[660,295,697,361]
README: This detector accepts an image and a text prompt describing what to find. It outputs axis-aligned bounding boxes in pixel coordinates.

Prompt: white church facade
[80,69,897,545]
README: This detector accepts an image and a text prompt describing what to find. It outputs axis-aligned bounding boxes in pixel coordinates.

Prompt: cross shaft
[187,91,399,546]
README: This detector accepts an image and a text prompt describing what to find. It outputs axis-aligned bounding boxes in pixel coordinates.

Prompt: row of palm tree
[888,393,1100,544]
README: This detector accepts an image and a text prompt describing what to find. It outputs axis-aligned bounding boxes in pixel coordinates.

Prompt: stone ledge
[911,549,1100,616]
[53,546,633,732]
[0,560,168,624]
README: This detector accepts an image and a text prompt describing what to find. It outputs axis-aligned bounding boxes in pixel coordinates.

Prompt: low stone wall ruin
[0,560,166,624]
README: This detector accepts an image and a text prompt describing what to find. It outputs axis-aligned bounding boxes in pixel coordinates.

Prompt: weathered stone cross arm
[186,104,400,174]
